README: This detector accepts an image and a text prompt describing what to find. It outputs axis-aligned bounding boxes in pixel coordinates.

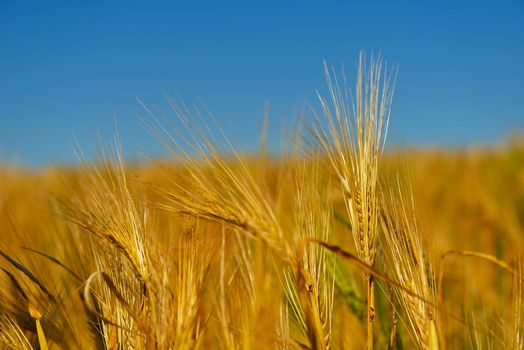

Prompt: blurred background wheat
[1,1,524,349]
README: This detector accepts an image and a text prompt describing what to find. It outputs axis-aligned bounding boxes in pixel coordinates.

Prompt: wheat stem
[367,275,375,350]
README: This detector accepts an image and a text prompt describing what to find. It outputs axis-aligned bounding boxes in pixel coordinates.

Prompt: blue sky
[1,0,523,166]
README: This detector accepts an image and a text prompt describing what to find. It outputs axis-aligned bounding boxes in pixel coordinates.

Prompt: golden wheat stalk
[380,175,439,350]
[284,158,334,350]
[315,51,395,349]
[142,97,292,261]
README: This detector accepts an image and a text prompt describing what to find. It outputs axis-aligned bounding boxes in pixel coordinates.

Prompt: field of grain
[1,56,523,349]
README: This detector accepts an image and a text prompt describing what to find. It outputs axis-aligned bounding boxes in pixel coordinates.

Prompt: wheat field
[1,54,523,349]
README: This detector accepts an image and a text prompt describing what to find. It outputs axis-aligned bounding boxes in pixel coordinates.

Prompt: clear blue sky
[1,0,523,166]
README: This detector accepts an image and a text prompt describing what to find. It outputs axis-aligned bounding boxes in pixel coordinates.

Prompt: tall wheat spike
[315,51,395,349]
